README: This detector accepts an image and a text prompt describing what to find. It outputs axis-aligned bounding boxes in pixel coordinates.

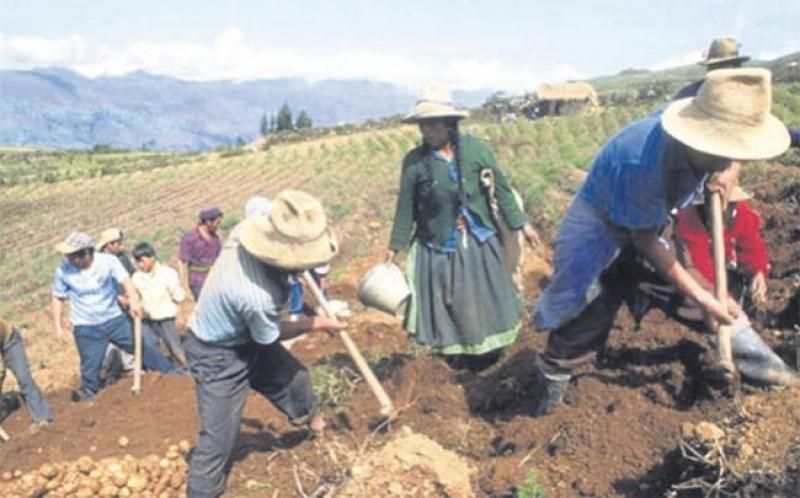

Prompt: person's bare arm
[52,297,68,343]
[120,278,143,317]
[177,260,190,293]
[631,229,739,324]
[279,315,344,341]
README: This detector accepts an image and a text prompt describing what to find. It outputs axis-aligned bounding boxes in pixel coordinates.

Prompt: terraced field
[1,89,799,497]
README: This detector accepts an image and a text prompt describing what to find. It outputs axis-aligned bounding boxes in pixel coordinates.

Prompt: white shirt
[131,262,185,320]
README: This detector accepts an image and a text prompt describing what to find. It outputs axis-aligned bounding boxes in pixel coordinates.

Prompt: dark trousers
[2,329,53,423]
[541,250,637,374]
[143,318,186,366]
[185,333,317,498]
[74,314,179,399]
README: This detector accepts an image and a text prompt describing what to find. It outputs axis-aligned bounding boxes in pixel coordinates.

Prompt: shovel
[301,271,395,418]
[132,316,143,395]
[709,191,738,390]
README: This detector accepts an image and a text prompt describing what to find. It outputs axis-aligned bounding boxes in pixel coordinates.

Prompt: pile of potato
[0,439,192,498]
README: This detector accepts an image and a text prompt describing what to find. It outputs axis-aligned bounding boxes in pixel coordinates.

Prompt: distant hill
[590,51,800,99]
[0,68,489,151]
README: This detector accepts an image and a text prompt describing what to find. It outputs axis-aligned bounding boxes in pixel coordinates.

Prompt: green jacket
[389,134,527,251]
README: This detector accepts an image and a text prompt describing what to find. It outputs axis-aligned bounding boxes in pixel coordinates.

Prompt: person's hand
[314,315,345,331]
[384,250,397,264]
[751,272,768,303]
[522,224,541,247]
[54,325,68,344]
[128,299,144,318]
[706,161,741,208]
[697,290,741,326]
[117,294,130,307]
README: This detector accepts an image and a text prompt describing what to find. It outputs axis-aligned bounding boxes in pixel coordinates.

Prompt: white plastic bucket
[357,263,411,317]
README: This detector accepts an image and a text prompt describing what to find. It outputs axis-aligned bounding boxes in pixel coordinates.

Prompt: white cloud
[0,29,581,92]
[646,50,703,71]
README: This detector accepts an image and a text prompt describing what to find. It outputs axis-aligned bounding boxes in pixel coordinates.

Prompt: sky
[0,0,798,93]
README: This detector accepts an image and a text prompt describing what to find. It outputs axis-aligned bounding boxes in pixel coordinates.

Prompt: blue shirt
[579,112,705,230]
[189,223,289,346]
[53,253,129,326]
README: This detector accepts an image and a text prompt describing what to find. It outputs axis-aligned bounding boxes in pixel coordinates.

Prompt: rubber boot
[730,320,798,386]
[534,372,571,416]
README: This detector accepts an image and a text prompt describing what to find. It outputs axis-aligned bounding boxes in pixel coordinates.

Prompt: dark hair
[447,121,468,209]
[132,242,156,260]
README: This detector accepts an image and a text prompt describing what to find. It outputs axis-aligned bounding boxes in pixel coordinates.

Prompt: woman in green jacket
[386,86,539,370]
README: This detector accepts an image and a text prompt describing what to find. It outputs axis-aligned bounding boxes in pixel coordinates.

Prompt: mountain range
[0,68,489,151]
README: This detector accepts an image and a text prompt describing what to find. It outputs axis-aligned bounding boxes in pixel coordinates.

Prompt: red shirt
[674,201,769,285]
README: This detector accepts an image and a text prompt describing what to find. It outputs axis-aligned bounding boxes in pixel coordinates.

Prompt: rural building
[529,81,599,117]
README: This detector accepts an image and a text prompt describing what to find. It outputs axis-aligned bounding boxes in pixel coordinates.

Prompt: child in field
[131,242,187,366]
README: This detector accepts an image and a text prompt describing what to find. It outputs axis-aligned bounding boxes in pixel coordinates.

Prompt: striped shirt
[189,222,290,346]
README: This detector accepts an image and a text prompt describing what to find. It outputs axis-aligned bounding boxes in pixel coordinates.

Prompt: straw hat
[703,37,750,67]
[661,68,790,160]
[692,185,753,205]
[239,190,338,270]
[402,85,469,123]
[55,232,95,255]
[95,228,123,251]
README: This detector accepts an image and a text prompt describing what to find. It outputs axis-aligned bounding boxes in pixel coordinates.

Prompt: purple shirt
[178,227,222,290]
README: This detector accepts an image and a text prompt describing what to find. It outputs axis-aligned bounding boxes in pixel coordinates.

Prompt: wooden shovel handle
[301,271,395,417]
[132,316,143,394]
[709,191,735,376]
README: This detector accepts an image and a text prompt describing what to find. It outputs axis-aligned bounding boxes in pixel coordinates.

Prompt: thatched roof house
[535,82,598,105]
[529,81,598,117]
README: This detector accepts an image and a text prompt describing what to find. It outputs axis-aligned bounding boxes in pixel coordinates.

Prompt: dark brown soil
[3,163,800,497]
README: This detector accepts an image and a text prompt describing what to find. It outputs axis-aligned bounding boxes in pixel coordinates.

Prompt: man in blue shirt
[185,191,343,498]
[52,232,180,401]
[533,68,792,416]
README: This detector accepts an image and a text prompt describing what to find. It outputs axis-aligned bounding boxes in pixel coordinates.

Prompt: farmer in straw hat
[675,37,800,148]
[533,68,793,416]
[629,184,796,386]
[96,227,135,275]
[386,85,540,371]
[52,232,182,401]
[184,190,343,498]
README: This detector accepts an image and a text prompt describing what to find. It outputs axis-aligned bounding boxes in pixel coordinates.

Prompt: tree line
[260,103,312,136]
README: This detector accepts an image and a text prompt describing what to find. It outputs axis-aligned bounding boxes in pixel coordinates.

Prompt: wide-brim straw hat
[402,85,469,123]
[662,68,790,160]
[692,185,753,205]
[55,232,95,255]
[702,36,750,67]
[239,190,338,270]
[95,228,123,251]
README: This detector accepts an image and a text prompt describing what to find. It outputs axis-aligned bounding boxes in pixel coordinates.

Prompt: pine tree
[259,112,269,136]
[276,103,293,132]
[295,110,312,129]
